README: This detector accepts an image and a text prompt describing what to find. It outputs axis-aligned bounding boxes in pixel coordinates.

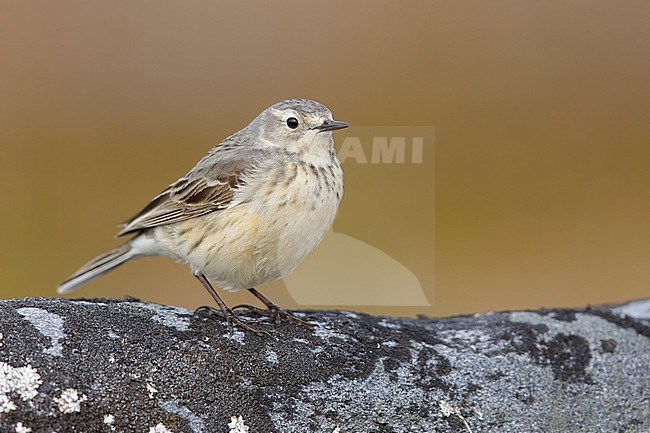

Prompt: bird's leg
[243,288,313,329]
[194,273,267,335]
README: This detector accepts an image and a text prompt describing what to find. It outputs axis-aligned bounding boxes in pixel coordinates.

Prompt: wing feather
[117,174,242,236]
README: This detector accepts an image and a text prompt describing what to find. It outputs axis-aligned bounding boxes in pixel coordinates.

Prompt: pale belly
[155,160,343,291]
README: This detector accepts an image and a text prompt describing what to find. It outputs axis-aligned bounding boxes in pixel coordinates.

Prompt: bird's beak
[316,119,349,132]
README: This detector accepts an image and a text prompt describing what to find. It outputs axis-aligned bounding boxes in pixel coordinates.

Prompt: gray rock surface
[0,297,648,433]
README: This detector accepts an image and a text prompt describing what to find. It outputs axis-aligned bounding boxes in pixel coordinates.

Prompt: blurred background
[1,1,648,318]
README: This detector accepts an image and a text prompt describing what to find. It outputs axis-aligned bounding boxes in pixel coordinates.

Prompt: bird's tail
[57,242,135,294]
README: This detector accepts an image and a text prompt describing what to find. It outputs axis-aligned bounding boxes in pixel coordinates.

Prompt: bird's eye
[286,117,299,129]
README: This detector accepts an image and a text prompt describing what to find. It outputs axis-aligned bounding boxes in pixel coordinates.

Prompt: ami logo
[336,127,434,164]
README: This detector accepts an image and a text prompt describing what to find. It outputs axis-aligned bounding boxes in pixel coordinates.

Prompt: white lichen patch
[0,362,42,412]
[54,388,87,414]
[381,340,399,347]
[266,350,278,365]
[223,330,246,344]
[437,328,494,351]
[340,311,360,319]
[139,304,191,332]
[15,422,31,433]
[104,414,115,426]
[613,299,650,319]
[378,318,402,330]
[228,416,249,433]
[0,394,17,412]
[146,382,158,399]
[312,324,351,342]
[149,423,174,433]
[74,300,108,306]
[439,400,474,433]
[161,400,205,433]
[16,307,66,357]
[310,346,324,355]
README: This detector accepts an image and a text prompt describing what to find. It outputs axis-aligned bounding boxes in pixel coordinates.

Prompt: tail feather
[57,242,135,294]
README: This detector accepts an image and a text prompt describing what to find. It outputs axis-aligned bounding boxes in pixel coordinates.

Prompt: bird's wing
[117,174,240,236]
[117,143,266,236]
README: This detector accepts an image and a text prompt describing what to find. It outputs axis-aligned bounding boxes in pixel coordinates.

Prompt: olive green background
[1,1,648,317]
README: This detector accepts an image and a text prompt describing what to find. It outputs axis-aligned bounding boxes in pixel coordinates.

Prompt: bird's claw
[196,305,270,336]
[233,304,313,330]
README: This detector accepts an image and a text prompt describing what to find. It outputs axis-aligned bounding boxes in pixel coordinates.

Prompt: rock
[0,297,648,433]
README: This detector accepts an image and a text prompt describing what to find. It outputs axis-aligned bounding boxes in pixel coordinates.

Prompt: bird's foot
[232,304,313,330]
[196,305,270,336]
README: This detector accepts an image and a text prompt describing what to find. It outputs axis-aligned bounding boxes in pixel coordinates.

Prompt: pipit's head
[248,99,348,156]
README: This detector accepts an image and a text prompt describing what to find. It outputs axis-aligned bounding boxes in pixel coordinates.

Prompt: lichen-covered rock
[0,297,648,433]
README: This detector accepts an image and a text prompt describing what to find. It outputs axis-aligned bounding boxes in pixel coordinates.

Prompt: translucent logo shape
[283,230,430,306]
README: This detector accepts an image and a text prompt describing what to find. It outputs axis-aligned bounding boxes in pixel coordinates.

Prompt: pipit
[58,99,348,331]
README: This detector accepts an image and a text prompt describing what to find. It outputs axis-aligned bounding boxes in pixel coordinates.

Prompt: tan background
[1,1,648,317]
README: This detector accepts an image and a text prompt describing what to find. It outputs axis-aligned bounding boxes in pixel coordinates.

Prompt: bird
[57,99,348,331]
